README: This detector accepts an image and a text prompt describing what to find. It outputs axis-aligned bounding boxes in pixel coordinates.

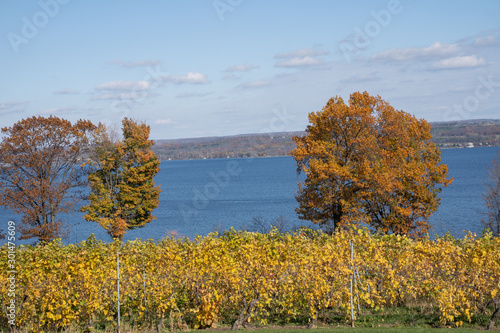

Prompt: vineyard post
[367,278,371,299]
[117,252,121,333]
[349,240,354,327]
[143,264,147,318]
[355,270,361,314]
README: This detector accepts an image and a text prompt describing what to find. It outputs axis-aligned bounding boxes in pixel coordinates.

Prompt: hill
[152,119,500,161]
[429,119,500,148]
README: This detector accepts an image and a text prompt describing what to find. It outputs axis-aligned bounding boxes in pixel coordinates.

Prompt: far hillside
[153,119,500,161]
[430,119,500,147]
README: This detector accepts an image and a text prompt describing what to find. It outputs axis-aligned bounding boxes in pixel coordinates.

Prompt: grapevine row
[0,228,499,331]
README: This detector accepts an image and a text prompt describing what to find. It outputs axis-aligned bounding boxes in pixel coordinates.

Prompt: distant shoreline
[160,154,293,162]
[158,145,500,162]
[153,119,500,161]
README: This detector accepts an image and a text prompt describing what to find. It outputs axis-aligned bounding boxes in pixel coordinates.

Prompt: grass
[242,328,486,333]
[124,305,495,332]
[240,304,494,331]
[3,305,496,333]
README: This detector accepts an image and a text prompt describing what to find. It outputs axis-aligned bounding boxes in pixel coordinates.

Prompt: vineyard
[1,228,499,332]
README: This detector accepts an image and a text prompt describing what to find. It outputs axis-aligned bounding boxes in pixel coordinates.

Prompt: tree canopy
[291,91,452,237]
[82,118,161,240]
[0,116,96,242]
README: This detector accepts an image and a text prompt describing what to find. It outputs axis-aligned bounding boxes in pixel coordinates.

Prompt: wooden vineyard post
[117,252,121,333]
[349,240,354,328]
[143,264,147,318]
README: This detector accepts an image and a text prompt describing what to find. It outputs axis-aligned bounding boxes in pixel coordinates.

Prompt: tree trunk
[307,308,318,329]
[488,302,499,330]
[232,296,260,330]
[157,312,163,332]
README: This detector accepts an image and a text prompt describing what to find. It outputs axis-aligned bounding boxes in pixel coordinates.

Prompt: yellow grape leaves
[0,229,498,330]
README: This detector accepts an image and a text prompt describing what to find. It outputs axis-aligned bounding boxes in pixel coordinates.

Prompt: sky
[0,0,499,140]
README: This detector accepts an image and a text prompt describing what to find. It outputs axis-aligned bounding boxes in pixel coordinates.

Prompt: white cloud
[474,35,496,46]
[237,80,272,89]
[161,71,208,84]
[0,100,28,114]
[215,107,243,115]
[109,59,162,68]
[429,55,486,70]
[82,107,104,116]
[156,118,175,125]
[371,41,460,62]
[225,64,259,72]
[339,72,381,83]
[107,59,123,66]
[53,88,81,95]
[275,48,329,59]
[223,73,239,80]
[95,80,151,91]
[92,91,151,101]
[175,92,211,98]
[274,47,328,68]
[41,106,80,115]
[275,56,325,68]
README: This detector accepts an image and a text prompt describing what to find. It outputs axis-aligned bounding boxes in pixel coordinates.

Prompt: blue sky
[1,0,499,139]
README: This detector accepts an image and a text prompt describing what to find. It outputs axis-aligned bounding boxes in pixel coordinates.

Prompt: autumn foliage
[82,118,161,240]
[1,229,499,331]
[292,92,452,237]
[0,116,96,242]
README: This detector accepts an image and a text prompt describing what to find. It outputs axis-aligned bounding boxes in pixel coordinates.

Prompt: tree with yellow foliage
[291,92,452,237]
[82,118,161,240]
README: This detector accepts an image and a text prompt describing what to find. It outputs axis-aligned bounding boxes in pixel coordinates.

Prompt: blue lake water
[2,146,500,244]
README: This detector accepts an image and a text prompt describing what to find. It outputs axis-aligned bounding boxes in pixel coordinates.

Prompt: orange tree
[0,116,96,242]
[82,118,161,240]
[291,92,452,236]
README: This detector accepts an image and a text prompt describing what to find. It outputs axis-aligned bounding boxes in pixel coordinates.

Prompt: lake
[2,146,500,244]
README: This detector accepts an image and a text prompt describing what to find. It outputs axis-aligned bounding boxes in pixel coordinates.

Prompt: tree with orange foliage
[0,116,96,242]
[291,92,452,237]
[82,118,161,240]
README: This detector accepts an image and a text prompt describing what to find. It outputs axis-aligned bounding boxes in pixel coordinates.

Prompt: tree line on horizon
[153,119,500,161]
[0,91,499,243]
